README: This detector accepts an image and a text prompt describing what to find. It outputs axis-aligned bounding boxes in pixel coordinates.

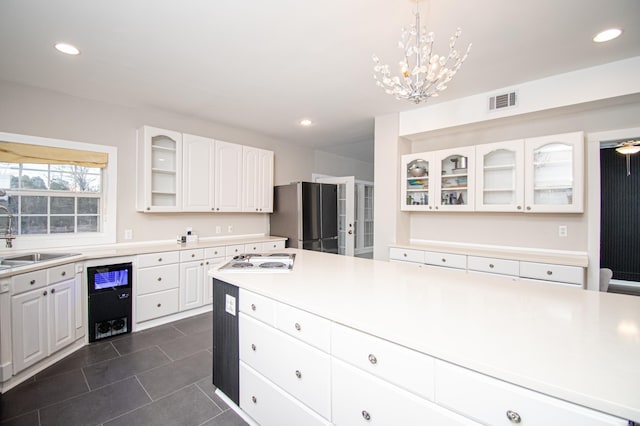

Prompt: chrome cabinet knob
[489,264,494,268]
[61,271,66,276]
[368,354,377,364]
[251,396,257,403]
[517,205,522,210]
[251,344,256,351]
[251,303,256,311]
[294,322,301,331]
[158,257,162,262]
[295,370,302,379]
[157,303,161,308]
[506,410,521,423]
[361,410,371,421]
[51,288,55,294]
[157,277,162,281]
[526,206,532,211]
[42,290,47,296]
[441,258,446,263]
[547,270,553,275]
[30,279,36,285]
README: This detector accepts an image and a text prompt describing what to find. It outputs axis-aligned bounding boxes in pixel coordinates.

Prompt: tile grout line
[195,381,225,413]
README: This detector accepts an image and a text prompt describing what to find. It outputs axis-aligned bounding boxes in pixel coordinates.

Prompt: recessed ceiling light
[299,119,313,126]
[593,28,622,43]
[54,42,80,55]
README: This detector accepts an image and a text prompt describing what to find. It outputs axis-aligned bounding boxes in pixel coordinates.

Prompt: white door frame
[313,174,355,256]
[586,126,640,291]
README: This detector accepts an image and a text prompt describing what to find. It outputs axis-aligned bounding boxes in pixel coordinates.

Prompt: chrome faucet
[0,205,15,248]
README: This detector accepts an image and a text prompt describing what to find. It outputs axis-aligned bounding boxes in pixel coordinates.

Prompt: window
[0,132,117,250]
[0,163,102,235]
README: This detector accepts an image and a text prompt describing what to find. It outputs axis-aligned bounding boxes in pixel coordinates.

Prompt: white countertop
[0,235,286,278]
[211,248,640,422]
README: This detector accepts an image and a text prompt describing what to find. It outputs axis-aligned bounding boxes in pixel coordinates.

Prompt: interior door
[316,176,355,256]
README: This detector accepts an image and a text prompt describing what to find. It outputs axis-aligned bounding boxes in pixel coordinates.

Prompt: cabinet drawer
[204,246,225,258]
[240,362,331,426]
[467,256,519,276]
[47,263,76,284]
[332,358,478,426]
[435,361,626,426]
[262,240,285,251]
[275,302,330,352]
[137,264,179,295]
[389,247,424,263]
[179,248,203,262]
[137,251,180,268]
[424,251,467,270]
[136,288,179,322]
[239,289,275,326]
[331,322,435,401]
[12,269,47,294]
[244,243,262,253]
[240,314,331,419]
[519,261,583,286]
[225,244,244,257]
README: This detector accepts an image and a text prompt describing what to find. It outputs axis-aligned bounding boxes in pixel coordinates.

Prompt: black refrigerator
[270,182,339,253]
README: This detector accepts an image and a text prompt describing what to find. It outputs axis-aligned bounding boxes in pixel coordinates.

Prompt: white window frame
[0,131,117,251]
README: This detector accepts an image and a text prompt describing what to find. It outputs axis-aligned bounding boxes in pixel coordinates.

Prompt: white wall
[313,150,374,182]
[374,92,640,259]
[0,80,316,243]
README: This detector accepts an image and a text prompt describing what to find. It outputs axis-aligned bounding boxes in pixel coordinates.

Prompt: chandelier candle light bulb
[373,0,471,104]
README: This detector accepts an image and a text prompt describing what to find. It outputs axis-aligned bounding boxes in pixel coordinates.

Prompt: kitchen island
[211,248,640,425]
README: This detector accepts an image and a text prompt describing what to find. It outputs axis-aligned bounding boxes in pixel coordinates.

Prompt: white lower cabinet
[240,362,331,426]
[180,257,205,311]
[11,271,76,374]
[435,360,627,426]
[331,322,434,400]
[239,313,331,419]
[332,358,478,426]
[136,288,180,323]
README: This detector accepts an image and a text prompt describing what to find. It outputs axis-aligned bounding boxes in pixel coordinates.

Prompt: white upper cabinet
[214,140,243,212]
[136,126,183,212]
[524,132,584,213]
[182,134,215,211]
[243,147,274,213]
[401,147,475,212]
[475,140,525,212]
[436,147,475,211]
[401,153,434,211]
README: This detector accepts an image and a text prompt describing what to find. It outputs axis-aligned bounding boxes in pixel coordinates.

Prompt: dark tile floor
[0,312,249,426]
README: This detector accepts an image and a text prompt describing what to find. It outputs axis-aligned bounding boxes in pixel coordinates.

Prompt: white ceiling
[1,0,639,163]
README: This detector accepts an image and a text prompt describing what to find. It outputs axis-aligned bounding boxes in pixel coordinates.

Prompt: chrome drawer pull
[30,279,36,285]
[361,410,371,421]
[441,258,447,263]
[489,264,494,268]
[158,257,162,262]
[368,354,377,364]
[251,396,257,404]
[251,344,256,351]
[251,303,256,311]
[506,410,521,423]
[546,270,553,275]
[42,290,47,296]
[294,322,301,331]
[157,277,162,281]
[157,303,161,308]
[61,271,66,276]
[295,370,302,379]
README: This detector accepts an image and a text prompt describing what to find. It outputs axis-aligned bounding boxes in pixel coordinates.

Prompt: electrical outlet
[215,226,221,234]
[558,225,567,237]
[227,225,233,233]
[124,229,133,240]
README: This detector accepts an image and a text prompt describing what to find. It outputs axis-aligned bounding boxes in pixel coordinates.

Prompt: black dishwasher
[87,262,133,342]
[212,278,239,405]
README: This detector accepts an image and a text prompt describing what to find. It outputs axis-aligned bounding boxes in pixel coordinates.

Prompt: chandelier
[373,0,471,104]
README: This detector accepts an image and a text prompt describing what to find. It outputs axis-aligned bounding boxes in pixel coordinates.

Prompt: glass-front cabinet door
[401,153,432,211]
[476,140,524,212]
[524,132,584,213]
[436,147,475,211]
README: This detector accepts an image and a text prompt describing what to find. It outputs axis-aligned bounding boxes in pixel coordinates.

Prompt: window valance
[0,141,108,168]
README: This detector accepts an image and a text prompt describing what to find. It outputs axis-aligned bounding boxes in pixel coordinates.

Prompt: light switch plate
[558,225,568,237]
[225,294,236,316]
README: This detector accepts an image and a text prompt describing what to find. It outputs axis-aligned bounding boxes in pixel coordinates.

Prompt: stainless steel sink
[0,252,79,267]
